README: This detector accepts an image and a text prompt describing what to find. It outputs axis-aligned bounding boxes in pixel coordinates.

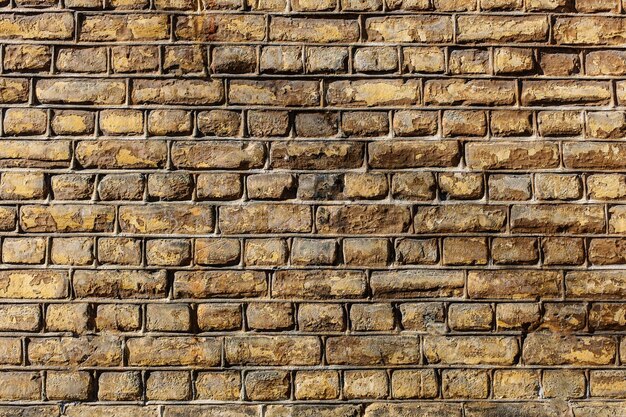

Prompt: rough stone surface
[0,3,621,416]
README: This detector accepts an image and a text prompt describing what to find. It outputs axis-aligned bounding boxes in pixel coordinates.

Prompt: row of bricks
[0,299,624,333]
[0,367,625,402]
[8,45,626,78]
[1,14,626,46]
[10,171,626,203]
[0,202,625,235]
[1,268,625,301]
[0,403,615,417]
[1,77,626,107]
[7,107,626,140]
[9,139,626,171]
[0,333,623,366]
[0,0,622,12]
[4,234,626,267]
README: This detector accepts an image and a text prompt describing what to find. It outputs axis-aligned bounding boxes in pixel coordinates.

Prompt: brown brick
[175,14,266,42]
[344,370,388,399]
[98,174,145,200]
[146,372,191,401]
[443,237,488,266]
[395,238,438,265]
[296,304,344,334]
[99,372,142,401]
[220,204,310,234]
[457,15,548,43]
[195,372,241,400]
[172,141,264,169]
[511,204,605,233]
[425,336,518,365]
[425,79,516,106]
[46,371,92,401]
[4,45,51,72]
[260,46,302,74]
[164,45,206,74]
[80,14,168,40]
[37,79,125,104]
[28,336,122,367]
[391,369,438,399]
[226,336,320,365]
[327,336,419,365]
[132,79,223,105]
[230,80,319,106]
[469,270,560,300]
[119,204,214,234]
[175,270,266,298]
[0,372,41,400]
[146,239,191,266]
[197,304,242,331]
[127,337,221,366]
[371,270,464,298]
[327,79,419,107]
[111,46,159,73]
[247,174,295,200]
[99,109,144,136]
[554,17,626,45]
[77,140,167,169]
[46,303,91,333]
[56,47,107,73]
[4,109,47,136]
[73,269,167,299]
[271,17,359,43]
[448,303,493,331]
[270,141,363,170]
[273,270,366,299]
[524,334,615,365]
[366,16,453,42]
[442,369,489,399]
[96,304,141,332]
[294,371,339,400]
[0,304,40,332]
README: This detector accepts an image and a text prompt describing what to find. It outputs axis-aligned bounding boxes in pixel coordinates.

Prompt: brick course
[0,0,625,415]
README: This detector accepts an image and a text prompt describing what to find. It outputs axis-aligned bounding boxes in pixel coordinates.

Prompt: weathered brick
[111,45,159,73]
[522,80,611,105]
[28,336,122,366]
[510,204,605,233]
[146,371,191,401]
[132,79,223,105]
[174,270,266,298]
[172,141,264,170]
[46,371,92,401]
[57,47,107,73]
[127,337,221,366]
[77,140,167,169]
[457,15,548,43]
[326,336,419,365]
[164,45,206,74]
[424,79,516,105]
[327,80,419,107]
[220,204,310,234]
[99,372,142,401]
[230,80,319,106]
[273,270,366,299]
[554,17,626,45]
[119,204,213,234]
[260,46,302,74]
[175,14,266,42]
[74,270,167,299]
[523,334,615,365]
[371,270,464,298]
[271,141,363,170]
[0,304,40,332]
[36,79,125,104]
[271,17,359,43]
[414,205,506,233]
[195,372,241,400]
[298,303,344,332]
[369,140,459,169]
[80,14,169,40]
[197,304,242,331]
[225,336,320,365]
[99,109,144,136]
[96,304,141,332]
[98,174,144,200]
[366,16,453,42]
[4,45,50,72]
[424,336,518,365]
[0,13,73,39]
[344,370,388,399]
[468,270,561,300]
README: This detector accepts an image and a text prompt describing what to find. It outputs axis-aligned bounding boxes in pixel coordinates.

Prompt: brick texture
[0,0,625,415]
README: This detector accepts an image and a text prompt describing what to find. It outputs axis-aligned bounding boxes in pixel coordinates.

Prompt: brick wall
[1,0,626,415]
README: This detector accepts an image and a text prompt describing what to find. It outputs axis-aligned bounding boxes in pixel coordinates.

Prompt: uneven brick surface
[0,0,626,415]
